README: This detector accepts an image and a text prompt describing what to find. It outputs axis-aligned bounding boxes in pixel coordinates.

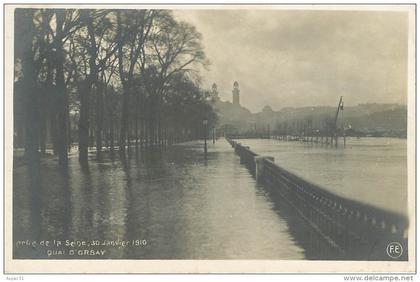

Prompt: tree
[16,9,40,162]
[15,8,43,241]
[76,9,118,162]
[116,9,156,153]
[37,9,83,165]
[13,8,218,166]
[145,14,208,146]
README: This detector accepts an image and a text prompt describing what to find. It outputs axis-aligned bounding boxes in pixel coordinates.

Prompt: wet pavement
[13,139,306,259]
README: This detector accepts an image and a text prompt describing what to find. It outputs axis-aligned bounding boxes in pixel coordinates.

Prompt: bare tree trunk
[78,10,101,162]
[66,96,71,152]
[90,129,95,149]
[135,93,139,149]
[39,112,47,154]
[115,121,119,148]
[119,83,129,153]
[95,84,104,158]
[105,126,109,149]
[78,78,92,163]
[140,118,145,148]
[145,119,149,149]
[50,111,58,154]
[54,10,69,166]
[18,8,42,241]
[127,120,131,150]
[110,116,115,154]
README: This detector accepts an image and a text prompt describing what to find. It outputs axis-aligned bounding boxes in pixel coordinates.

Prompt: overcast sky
[174,9,409,113]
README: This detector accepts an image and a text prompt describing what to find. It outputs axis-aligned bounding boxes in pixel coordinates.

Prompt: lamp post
[203,119,208,156]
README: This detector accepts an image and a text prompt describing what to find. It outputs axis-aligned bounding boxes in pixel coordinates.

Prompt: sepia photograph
[3,3,416,274]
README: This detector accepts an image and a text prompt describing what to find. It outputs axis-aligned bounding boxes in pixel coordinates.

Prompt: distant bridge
[227,133,346,146]
[226,137,408,260]
[226,134,270,139]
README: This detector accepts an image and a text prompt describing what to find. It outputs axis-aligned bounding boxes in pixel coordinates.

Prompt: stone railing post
[234,142,240,154]
[254,156,274,182]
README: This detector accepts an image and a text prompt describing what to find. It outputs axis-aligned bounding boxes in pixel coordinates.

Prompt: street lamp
[203,119,208,156]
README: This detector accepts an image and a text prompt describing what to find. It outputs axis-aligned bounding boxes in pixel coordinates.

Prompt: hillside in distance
[213,101,407,138]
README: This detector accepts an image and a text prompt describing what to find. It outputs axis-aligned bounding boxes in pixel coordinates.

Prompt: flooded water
[13,139,306,259]
[235,137,407,215]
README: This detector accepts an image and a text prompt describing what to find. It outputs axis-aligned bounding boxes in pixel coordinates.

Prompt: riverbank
[13,139,310,259]
[235,137,407,215]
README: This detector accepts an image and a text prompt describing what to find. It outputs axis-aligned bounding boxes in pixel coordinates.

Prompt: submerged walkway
[14,139,307,259]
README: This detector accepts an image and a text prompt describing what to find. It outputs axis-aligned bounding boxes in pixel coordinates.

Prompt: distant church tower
[232,81,240,106]
[211,83,219,102]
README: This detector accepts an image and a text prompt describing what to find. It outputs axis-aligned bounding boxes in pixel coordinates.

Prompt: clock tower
[232,81,240,106]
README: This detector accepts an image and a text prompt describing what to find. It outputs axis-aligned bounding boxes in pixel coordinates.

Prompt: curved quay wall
[225,137,408,260]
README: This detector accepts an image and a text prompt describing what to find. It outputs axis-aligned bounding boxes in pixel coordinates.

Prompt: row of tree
[14,8,217,165]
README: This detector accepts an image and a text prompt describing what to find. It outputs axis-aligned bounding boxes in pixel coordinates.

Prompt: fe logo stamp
[386,242,403,259]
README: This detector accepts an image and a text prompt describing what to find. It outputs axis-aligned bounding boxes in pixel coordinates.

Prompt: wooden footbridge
[226,137,408,260]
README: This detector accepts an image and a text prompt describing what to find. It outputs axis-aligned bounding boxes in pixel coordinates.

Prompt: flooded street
[13,139,305,259]
[235,137,407,215]
[7,5,414,274]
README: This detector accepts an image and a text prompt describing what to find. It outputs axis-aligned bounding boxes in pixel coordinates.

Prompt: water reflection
[14,140,305,259]
[238,137,407,215]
